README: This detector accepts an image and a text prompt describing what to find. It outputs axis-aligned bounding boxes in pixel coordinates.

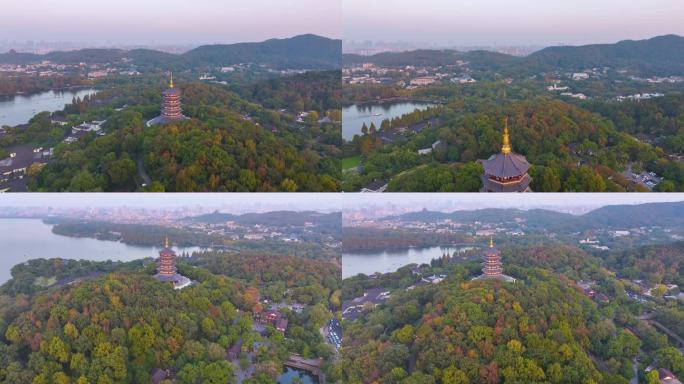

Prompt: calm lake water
[0,88,98,127]
[0,218,204,284]
[278,367,316,384]
[342,245,478,278]
[342,101,435,141]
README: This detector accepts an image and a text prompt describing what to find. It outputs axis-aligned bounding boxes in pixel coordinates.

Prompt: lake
[0,88,98,127]
[342,245,478,278]
[278,367,316,384]
[0,218,204,284]
[342,101,435,141]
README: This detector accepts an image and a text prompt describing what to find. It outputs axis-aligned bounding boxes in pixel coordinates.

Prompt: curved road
[136,156,151,186]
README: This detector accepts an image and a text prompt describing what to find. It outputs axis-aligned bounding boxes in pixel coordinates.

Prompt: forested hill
[527,34,684,74]
[583,201,684,227]
[384,201,684,230]
[344,34,684,75]
[184,34,341,69]
[334,266,611,383]
[0,252,340,383]
[0,34,341,69]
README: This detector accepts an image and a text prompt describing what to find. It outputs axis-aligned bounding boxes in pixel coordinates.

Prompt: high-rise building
[146,74,190,126]
[480,118,532,192]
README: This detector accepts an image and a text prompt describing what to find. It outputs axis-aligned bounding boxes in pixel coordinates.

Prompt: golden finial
[489,236,494,248]
[169,73,174,88]
[164,236,169,248]
[501,118,511,154]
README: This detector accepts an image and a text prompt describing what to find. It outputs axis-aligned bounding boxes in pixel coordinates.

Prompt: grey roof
[482,152,530,178]
[146,115,189,127]
[363,179,388,191]
[472,274,517,283]
[159,247,175,255]
[481,174,532,192]
[162,88,181,96]
[0,145,48,173]
[153,273,183,282]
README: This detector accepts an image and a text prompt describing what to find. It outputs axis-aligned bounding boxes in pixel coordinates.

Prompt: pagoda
[480,118,532,192]
[153,236,192,289]
[146,73,189,127]
[482,237,503,278]
[473,237,516,282]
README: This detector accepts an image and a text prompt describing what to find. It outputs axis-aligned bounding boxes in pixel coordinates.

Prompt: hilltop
[0,34,342,70]
[344,34,684,76]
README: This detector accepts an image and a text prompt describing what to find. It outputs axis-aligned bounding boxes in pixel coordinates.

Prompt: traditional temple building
[146,74,189,127]
[480,119,532,192]
[153,236,192,289]
[473,237,516,282]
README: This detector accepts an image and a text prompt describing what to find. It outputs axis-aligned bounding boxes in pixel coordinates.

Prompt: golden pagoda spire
[164,236,169,248]
[169,72,174,88]
[501,118,511,154]
[489,236,494,248]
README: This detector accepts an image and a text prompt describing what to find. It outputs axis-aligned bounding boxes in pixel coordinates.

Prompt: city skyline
[343,0,684,47]
[1,0,341,46]
[0,193,342,212]
[342,193,684,214]
[2,194,683,214]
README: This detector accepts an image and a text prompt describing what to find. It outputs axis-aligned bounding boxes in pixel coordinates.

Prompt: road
[631,348,645,384]
[136,156,151,187]
[638,312,684,354]
[648,320,684,354]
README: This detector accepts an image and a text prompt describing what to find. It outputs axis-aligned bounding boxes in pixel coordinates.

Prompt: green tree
[442,366,468,384]
[69,169,100,192]
[128,324,155,359]
[646,369,662,384]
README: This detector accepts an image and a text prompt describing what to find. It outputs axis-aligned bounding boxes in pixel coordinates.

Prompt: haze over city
[342,193,684,215]
[1,0,341,49]
[343,0,684,48]
[0,193,342,212]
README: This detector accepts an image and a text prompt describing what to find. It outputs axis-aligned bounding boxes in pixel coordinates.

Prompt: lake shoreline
[343,242,478,254]
[0,85,98,100]
[342,97,443,108]
[342,244,480,278]
[0,218,206,284]
[342,100,437,141]
[0,87,98,127]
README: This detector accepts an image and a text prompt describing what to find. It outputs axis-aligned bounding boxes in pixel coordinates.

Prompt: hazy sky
[2,193,683,215]
[343,193,684,213]
[1,0,341,45]
[344,0,684,47]
[0,193,341,212]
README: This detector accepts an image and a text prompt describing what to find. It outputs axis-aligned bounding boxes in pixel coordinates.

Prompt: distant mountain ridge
[382,201,684,231]
[344,34,684,75]
[184,34,341,69]
[526,34,684,74]
[0,34,341,70]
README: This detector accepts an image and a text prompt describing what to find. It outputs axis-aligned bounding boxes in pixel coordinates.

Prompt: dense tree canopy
[0,251,340,384]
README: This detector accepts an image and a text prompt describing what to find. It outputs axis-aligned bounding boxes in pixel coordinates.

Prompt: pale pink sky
[344,0,684,46]
[2,0,341,45]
